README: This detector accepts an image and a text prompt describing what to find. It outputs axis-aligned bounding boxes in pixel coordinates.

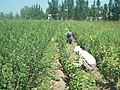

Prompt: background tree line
[0,0,120,20]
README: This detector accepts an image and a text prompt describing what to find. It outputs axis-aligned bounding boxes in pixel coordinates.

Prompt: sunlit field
[0,20,119,90]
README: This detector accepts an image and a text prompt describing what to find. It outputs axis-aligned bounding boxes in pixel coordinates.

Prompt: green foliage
[20,4,45,20]
[74,0,89,20]
[47,0,58,19]
[1,0,120,20]
[0,20,119,89]
[57,26,96,90]
[0,20,58,89]
[72,21,120,87]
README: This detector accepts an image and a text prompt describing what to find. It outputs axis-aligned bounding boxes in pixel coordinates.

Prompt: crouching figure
[74,45,96,70]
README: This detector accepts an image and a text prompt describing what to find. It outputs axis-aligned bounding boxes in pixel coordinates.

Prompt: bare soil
[50,43,66,90]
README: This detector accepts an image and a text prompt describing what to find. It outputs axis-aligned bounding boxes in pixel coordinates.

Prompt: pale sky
[0,0,109,15]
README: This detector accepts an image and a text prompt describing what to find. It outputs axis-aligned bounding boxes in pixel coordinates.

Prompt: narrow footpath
[50,42,66,90]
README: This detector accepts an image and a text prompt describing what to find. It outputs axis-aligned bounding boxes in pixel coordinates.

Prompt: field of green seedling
[72,21,120,86]
[0,20,120,90]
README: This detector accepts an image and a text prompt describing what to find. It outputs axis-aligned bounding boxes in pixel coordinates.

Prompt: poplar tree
[48,0,58,19]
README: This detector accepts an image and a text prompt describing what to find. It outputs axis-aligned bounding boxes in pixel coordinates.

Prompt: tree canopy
[0,0,120,20]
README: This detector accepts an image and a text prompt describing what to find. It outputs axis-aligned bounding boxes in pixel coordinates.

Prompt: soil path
[50,42,66,90]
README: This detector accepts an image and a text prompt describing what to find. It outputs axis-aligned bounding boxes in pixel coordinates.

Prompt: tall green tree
[97,0,100,8]
[74,0,80,20]
[103,4,108,19]
[84,0,89,18]
[67,0,74,20]
[48,0,58,19]
[15,13,20,19]
[64,0,68,20]
[74,0,87,20]
[0,12,4,19]
[20,4,44,19]
[108,0,113,20]
[5,12,13,19]
[112,0,120,20]
[96,0,101,17]
[90,0,96,17]
[59,0,66,20]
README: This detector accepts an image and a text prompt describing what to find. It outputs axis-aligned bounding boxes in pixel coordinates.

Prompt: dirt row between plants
[50,42,66,90]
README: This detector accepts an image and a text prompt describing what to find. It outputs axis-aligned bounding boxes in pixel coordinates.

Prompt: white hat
[74,46,82,52]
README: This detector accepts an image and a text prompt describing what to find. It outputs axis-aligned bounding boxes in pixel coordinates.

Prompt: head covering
[74,46,82,52]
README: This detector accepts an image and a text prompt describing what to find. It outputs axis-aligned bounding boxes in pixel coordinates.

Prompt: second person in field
[66,27,73,44]
[74,45,97,70]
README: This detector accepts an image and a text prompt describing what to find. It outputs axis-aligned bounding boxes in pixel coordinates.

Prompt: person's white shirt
[79,50,96,65]
[74,46,96,65]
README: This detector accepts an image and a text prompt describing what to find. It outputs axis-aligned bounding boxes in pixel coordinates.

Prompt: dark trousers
[66,39,72,44]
